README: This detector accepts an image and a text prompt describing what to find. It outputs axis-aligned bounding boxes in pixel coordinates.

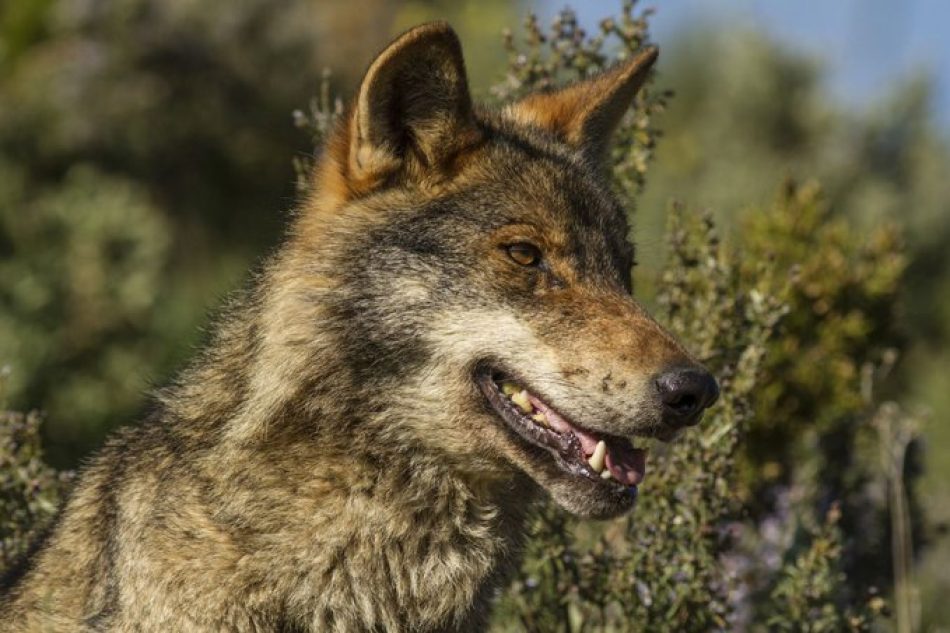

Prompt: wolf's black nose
[655,368,719,427]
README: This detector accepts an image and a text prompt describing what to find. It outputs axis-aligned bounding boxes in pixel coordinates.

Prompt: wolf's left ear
[504,46,658,164]
[344,22,481,193]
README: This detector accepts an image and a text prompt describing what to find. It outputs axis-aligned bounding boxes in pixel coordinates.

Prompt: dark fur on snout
[0,22,707,632]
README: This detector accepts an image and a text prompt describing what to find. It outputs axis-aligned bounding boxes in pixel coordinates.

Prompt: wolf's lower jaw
[475,365,646,495]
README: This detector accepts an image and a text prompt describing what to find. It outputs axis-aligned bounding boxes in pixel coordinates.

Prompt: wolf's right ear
[329,22,482,198]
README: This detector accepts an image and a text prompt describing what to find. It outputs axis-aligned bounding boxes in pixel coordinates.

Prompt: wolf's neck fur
[151,273,534,630]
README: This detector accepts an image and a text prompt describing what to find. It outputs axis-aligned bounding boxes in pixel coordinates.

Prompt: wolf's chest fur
[229,446,530,630]
[275,466,526,630]
[2,413,531,632]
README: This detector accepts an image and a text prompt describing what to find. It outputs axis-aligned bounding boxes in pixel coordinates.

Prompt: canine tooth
[501,382,520,396]
[510,390,532,413]
[588,440,607,473]
[601,468,613,480]
[531,412,548,427]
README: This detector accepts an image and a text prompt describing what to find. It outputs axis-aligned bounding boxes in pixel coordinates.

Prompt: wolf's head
[281,23,717,519]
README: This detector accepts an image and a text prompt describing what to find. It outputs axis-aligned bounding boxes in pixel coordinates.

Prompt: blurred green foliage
[2,0,949,628]
[0,162,170,456]
[637,28,950,343]
[739,182,910,584]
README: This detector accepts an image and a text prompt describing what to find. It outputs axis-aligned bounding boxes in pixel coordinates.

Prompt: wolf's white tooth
[501,382,520,396]
[531,412,548,427]
[601,468,613,480]
[588,440,607,473]
[510,390,532,413]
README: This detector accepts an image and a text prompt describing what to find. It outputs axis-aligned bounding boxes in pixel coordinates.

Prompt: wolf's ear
[505,46,658,164]
[343,22,481,193]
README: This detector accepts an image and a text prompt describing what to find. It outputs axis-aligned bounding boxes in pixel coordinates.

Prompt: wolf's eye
[506,243,541,267]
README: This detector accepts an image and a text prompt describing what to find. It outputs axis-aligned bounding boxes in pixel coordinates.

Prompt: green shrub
[0,161,172,460]
[0,370,72,571]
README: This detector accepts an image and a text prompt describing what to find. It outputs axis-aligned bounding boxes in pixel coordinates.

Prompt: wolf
[0,22,718,632]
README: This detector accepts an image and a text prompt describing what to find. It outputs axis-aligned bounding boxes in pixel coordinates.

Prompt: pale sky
[540,0,950,130]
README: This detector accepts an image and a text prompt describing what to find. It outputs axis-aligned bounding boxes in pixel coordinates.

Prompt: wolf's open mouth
[476,366,646,495]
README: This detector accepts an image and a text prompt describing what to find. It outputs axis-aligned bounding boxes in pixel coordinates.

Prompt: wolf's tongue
[526,393,647,485]
[605,444,647,486]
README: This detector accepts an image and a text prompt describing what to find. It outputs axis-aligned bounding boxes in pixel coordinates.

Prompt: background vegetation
[2,1,948,630]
